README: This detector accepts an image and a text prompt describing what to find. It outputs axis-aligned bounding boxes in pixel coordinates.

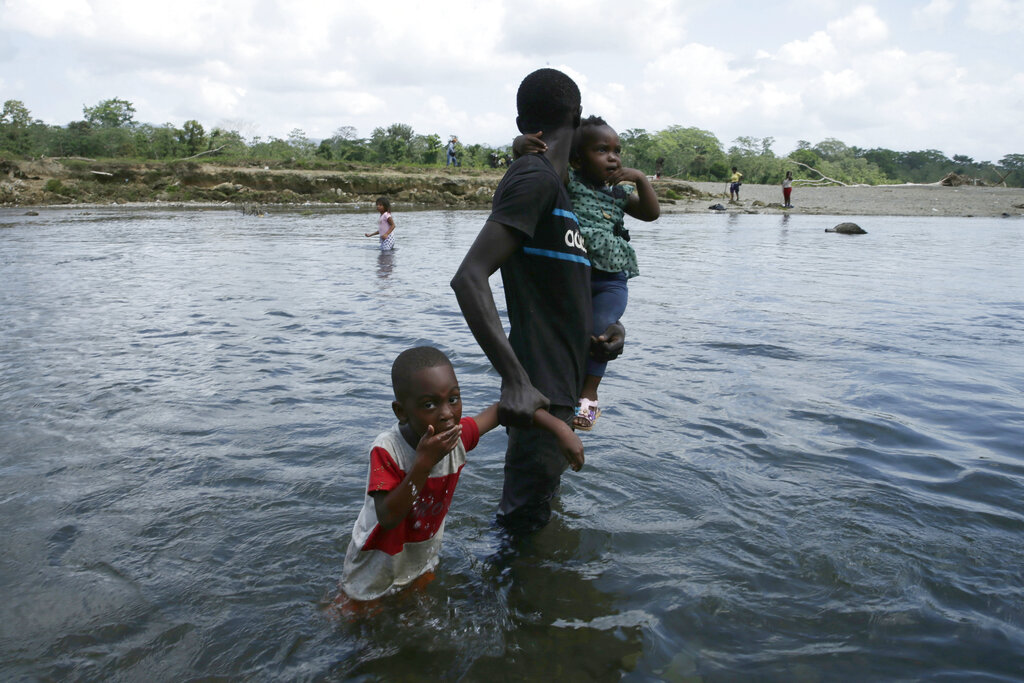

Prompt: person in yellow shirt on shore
[729,167,743,201]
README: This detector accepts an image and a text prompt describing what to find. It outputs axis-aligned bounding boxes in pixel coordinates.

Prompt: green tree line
[2,98,1022,187]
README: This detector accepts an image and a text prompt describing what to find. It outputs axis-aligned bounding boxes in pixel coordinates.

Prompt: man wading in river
[451,68,624,533]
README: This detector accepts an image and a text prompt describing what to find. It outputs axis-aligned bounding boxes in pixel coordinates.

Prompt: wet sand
[665,181,1024,218]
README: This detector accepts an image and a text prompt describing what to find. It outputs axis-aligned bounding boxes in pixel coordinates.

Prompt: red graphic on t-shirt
[359,418,478,555]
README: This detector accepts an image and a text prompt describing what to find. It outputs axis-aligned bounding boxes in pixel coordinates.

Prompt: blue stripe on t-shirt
[553,208,579,224]
[522,246,591,265]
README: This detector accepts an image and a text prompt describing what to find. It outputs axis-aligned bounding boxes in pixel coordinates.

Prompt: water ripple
[2,208,1023,680]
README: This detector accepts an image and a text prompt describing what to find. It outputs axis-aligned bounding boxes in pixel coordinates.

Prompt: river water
[1,206,1022,681]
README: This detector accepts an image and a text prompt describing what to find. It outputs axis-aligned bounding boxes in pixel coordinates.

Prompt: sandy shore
[663,181,1024,218]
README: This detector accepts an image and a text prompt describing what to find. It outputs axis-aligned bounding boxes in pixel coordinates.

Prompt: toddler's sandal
[572,398,601,431]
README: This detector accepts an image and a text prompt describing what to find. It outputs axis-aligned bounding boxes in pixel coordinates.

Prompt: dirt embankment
[10,157,1014,217]
[0,158,503,208]
[0,157,708,210]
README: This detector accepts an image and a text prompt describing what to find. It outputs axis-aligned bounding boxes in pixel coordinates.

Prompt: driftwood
[786,159,852,186]
[90,170,114,177]
[177,145,227,161]
[993,169,1011,188]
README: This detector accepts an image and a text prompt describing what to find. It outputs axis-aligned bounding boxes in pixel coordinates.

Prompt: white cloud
[500,0,690,60]
[826,5,889,46]
[913,0,956,29]
[1,0,95,38]
[0,0,1021,160]
[966,0,1024,33]
[777,31,837,66]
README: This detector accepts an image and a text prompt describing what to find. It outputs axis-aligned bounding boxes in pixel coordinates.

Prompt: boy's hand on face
[416,423,462,467]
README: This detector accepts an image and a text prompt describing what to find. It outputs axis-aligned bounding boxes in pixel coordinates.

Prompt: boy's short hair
[516,68,581,133]
[391,346,452,401]
[376,196,391,211]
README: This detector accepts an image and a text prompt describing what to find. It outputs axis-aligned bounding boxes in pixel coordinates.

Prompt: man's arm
[451,220,550,427]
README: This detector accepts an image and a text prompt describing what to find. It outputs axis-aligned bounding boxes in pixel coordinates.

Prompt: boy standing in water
[340,346,581,601]
[450,69,624,533]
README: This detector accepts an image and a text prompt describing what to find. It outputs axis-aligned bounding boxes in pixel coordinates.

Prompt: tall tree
[178,120,206,155]
[83,98,137,128]
[1,99,32,127]
[370,123,415,163]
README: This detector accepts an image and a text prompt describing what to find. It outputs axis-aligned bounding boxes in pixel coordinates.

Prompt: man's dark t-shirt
[487,154,592,407]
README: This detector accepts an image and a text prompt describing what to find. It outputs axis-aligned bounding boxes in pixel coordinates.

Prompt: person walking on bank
[446,136,460,167]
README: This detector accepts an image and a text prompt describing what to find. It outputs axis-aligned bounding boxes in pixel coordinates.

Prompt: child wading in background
[338,346,583,604]
[516,115,660,430]
[782,171,794,208]
[365,196,396,250]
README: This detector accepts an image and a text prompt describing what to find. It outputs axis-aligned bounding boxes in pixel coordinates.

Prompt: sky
[1,0,1022,162]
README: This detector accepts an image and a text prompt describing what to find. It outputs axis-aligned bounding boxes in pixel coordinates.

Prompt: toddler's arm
[512,131,547,159]
[609,167,660,222]
[371,423,462,529]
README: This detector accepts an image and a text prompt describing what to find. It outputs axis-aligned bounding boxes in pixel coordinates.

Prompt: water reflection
[329,517,645,680]
[376,250,395,279]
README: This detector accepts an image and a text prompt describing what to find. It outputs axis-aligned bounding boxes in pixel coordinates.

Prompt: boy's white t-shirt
[341,418,479,601]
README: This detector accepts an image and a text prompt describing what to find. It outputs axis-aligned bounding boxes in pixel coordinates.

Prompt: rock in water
[709,203,726,211]
[825,222,866,234]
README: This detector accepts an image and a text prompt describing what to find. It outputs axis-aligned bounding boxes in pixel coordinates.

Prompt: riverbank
[3,157,1023,217]
[673,181,1024,217]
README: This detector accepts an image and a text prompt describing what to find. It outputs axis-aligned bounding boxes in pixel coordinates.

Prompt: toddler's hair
[391,346,452,401]
[376,196,391,211]
[571,115,612,165]
[517,68,581,133]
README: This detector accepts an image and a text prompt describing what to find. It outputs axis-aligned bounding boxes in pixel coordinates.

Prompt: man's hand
[590,320,625,363]
[498,382,550,428]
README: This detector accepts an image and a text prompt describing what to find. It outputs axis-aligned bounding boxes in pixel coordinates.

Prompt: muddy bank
[1,157,706,210]
[4,158,1021,216]
[0,158,510,208]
